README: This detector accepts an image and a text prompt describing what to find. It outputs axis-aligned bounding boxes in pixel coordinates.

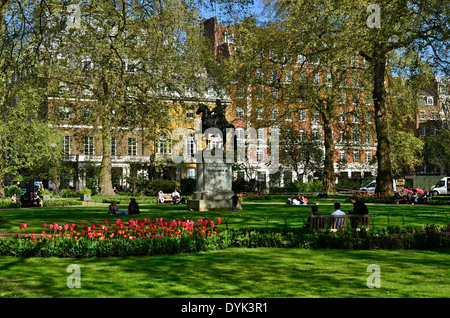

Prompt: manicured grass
[0,248,448,298]
[1,201,448,234]
[1,201,449,299]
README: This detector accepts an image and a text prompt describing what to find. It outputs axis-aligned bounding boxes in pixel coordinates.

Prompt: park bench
[158,194,175,204]
[309,214,370,231]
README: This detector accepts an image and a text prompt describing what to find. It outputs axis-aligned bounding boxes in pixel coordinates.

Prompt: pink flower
[64,224,69,230]
[217,218,221,225]
[43,223,47,228]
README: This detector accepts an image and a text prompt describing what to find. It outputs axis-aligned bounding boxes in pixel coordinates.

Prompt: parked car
[430,177,450,196]
[359,179,396,194]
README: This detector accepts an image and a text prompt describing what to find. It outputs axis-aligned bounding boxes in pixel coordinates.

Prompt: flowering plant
[17,217,222,243]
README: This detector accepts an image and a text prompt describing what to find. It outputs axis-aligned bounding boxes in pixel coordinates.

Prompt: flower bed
[0,217,222,257]
[1,220,449,257]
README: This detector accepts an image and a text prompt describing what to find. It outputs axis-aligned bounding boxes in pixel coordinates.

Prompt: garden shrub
[42,200,82,207]
[0,200,20,209]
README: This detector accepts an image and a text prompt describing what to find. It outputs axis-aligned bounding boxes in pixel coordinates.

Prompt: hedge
[1,224,448,258]
[42,200,82,207]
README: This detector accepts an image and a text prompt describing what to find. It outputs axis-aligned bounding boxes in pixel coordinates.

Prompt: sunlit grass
[0,248,448,298]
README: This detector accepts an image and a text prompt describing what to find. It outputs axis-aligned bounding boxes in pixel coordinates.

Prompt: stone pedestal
[187,162,242,211]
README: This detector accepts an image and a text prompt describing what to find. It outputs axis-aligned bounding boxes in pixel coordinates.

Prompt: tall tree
[49,0,205,195]
[0,1,63,199]
[344,0,449,194]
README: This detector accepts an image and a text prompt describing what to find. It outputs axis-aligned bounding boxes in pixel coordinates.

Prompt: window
[352,114,359,123]
[271,88,278,99]
[128,137,137,156]
[310,56,320,65]
[58,82,70,95]
[187,134,195,158]
[187,109,194,119]
[340,150,346,162]
[187,167,195,179]
[236,87,244,99]
[340,93,346,104]
[366,112,372,123]
[271,108,278,121]
[257,128,265,140]
[236,107,244,119]
[299,109,307,122]
[256,87,264,100]
[350,56,359,68]
[299,129,306,141]
[257,108,264,120]
[63,136,70,157]
[366,132,372,143]
[313,72,320,84]
[285,109,292,121]
[256,148,264,162]
[339,130,345,143]
[271,69,278,82]
[84,136,95,156]
[59,106,71,120]
[353,76,359,87]
[256,68,264,81]
[257,171,266,182]
[111,137,117,156]
[426,97,434,106]
[210,134,222,150]
[365,94,372,105]
[236,127,245,139]
[339,111,345,123]
[158,134,170,155]
[285,70,292,82]
[352,93,359,105]
[297,54,306,64]
[419,112,426,120]
[298,70,306,82]
[311,129,321,141]
[83,107,93,121]
[312,111,320,123]
[353,150,360,163]
[351,128,361,142]
[326,72,332,84]
[365,150,373,163]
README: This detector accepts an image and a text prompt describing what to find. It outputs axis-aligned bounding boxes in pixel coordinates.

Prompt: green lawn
[0,248,448,298]
[1,201,449,299]
[0,200,449,234]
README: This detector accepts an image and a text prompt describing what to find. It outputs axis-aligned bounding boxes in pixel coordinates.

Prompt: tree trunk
[322,117,336,194]
[0,171,5,199]
[372,52,394,195]
[98,130,115,196]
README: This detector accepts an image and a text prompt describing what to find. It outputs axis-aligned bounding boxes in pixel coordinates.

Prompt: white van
[430,177,450,196]
[359,179,396,193]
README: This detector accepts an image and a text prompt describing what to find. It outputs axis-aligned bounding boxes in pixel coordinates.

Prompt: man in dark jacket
[350,195,369,215]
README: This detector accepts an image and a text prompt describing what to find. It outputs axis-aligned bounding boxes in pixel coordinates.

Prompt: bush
[296,180,323,193]
[146,180,180,196]
[42,200,82,207]
[5,185,22,198]
[61,188,80,198]
[0,200,20,209]
[3,222,449,258]
[180,178,196,195]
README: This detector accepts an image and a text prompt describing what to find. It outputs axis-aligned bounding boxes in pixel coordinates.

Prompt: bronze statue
[196,99,236,150]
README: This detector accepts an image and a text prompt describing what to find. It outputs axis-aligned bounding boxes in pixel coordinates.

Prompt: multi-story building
[202,17,378,189]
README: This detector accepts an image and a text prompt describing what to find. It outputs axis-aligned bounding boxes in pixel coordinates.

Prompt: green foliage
[2,224,449,257]
[5,185,22,198]
[42,200,82,207]
[0,200,20,209]
[296,180,323,193]
[146,180,180,195]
